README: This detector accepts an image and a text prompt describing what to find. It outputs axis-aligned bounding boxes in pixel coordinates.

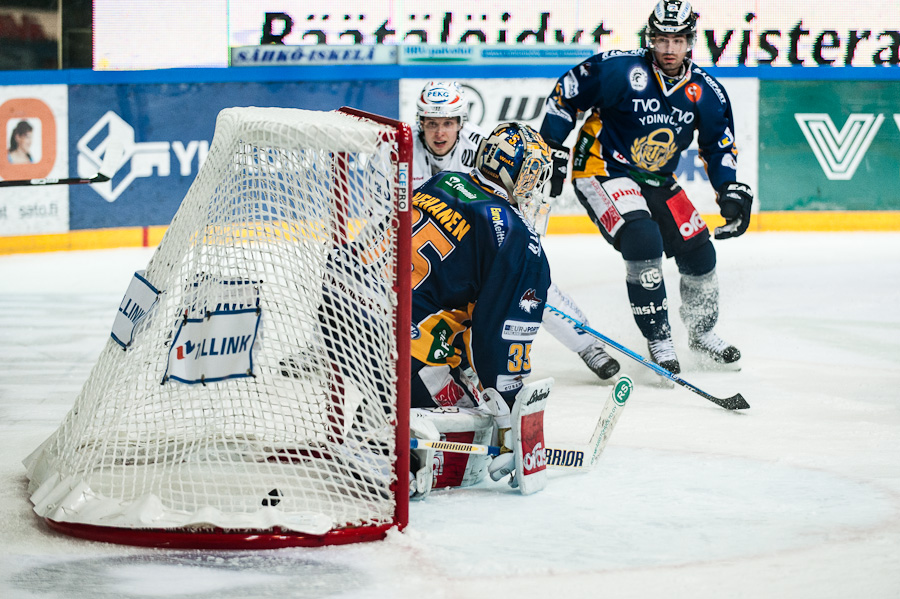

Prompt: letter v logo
[795,113,884,180]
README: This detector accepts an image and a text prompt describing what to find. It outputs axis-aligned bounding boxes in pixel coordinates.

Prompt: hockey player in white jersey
[412,81,620,381]
[412,80,487,190]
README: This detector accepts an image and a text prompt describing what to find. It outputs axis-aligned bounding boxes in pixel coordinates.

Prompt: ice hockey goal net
[24,106,412,548]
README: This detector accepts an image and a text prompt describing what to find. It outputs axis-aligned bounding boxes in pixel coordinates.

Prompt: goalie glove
[545,139,570,198]
[714,182,753,240]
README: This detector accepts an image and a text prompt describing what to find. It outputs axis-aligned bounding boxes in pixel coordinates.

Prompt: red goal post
[23,106,413,548]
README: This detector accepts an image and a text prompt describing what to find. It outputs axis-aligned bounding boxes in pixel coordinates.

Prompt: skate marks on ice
[7,552,369,599]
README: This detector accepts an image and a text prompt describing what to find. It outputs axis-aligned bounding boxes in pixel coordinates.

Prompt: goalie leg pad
[488,378,554,495]
[412,407,494,492]
[511,378,553,495]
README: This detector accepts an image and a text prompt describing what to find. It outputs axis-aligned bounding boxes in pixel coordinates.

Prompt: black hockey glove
[714,182,753,240]
[545,140,570,198]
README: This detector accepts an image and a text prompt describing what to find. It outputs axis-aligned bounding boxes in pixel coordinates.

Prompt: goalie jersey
[410,170,551,404]
[540,48,739,191]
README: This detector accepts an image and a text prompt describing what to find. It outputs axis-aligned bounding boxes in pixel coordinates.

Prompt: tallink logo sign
[78,111,210,202]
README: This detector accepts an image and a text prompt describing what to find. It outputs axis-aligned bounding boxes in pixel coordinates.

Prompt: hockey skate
[647,337,681,375]
[689,330,741,370]
[578,345,621,381]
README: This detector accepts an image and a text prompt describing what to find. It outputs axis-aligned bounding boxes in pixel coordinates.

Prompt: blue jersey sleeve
[692,68,739,190]
[465,203,551,403]
[539,54,611,145]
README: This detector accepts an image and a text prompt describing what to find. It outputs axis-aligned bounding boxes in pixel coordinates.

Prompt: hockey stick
[410,375,634,471]
[0,141,124,188]
[545,304,749,411]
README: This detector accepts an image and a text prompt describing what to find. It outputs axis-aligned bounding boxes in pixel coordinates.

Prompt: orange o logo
[685,83,702,103]
[0,98,57,181]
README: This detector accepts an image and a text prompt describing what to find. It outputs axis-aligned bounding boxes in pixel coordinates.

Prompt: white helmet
[416,81,469,131]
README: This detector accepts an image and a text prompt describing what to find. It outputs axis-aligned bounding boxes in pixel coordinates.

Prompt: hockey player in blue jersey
[410,122,552,409]
[539,0,753,374]
[407,122,556,498]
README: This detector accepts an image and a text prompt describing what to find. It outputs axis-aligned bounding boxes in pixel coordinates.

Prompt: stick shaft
[545,304,749,411]
[0,174,109,188]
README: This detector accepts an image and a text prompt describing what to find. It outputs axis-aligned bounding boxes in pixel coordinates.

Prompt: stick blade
[717,393,750,411]
[96,141,125,180]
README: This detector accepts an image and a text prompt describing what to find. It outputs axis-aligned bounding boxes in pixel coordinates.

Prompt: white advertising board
[95,1,900,70]
[0,85,70,236]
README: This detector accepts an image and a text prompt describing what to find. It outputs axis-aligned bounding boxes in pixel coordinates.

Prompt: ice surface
[1,233,899,598]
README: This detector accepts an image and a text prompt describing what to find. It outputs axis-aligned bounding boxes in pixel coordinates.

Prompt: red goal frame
[38,107,413,549]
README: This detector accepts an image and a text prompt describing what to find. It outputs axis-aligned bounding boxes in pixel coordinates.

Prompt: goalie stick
[410,375,634,471]
[0,142,124,188]
[545,304,749,411]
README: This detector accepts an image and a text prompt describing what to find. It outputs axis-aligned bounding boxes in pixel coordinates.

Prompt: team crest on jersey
[411,323,421,340]
[629,66,648,92]
[630,128,679,172]
[518,289,542,313]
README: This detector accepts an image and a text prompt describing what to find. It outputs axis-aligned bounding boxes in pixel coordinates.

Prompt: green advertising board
[760,80,900,211]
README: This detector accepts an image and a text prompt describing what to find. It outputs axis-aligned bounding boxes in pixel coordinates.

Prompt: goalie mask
[416,81,469,132]
[645,0,698,50]
[476,123,553,235]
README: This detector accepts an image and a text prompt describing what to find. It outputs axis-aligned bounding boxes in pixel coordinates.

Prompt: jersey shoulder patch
[433,172,492,203]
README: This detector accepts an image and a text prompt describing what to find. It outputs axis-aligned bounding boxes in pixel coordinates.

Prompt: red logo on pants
[666,190,707,240]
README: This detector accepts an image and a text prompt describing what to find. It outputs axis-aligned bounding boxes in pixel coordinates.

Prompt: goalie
[408,122,555,499]
[412,80,620,382]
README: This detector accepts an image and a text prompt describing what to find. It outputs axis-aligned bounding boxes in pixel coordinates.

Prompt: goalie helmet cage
[23,106,412,549]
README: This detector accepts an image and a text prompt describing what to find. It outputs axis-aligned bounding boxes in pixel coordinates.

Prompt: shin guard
[625,258,671,340]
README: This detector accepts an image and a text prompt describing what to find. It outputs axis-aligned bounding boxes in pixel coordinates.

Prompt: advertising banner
[95,1,900,70]
[0,85,69,236]
[401,76,758,215]
[759,80,900,211]
[66,80,398,231]
[231,44,397,66]
[399,45,596,65]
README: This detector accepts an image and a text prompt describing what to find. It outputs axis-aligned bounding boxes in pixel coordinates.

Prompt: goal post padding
[23,106,412,548]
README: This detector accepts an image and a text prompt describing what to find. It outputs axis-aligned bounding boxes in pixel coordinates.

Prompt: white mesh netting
[25,107,408,539]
